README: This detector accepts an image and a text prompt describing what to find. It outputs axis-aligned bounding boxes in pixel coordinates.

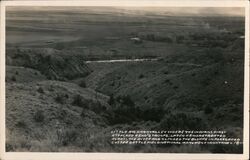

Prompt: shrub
[47,76,52,80]
[204,106,213,114]
[15,120,26,128]
[54,42,65,50]
[139,107,165,122]
[105,96,137,125]
[79,80,87,88]
[15,71,19,75]
[37,87,44,94]
[6,143,14,152]
[146,34,155,41]
[56,128,78,146]
[206,47,224,63]
[163,71,169,75]
[80,109,87,118]
[62,130,78,146]
[55,94,64,104]
[110,81,115,86]
[176,35,185,43]
[211,144,243,153]
[34,110,45,122]
[108,94,115,105]
[64,94,69,99]
[138,74,144,79]
[202,78,211,86]
[72,94,85,107]
[11,76,16,82]
[159,113,205,130]
[173,86,179,89]
[48,86,54,92]
[20,139,31,149]
[106,104,165,124]
[165,79,170,83]
[120,95,135,107]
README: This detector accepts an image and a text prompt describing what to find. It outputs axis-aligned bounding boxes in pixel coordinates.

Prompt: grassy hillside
[6,48,92,80]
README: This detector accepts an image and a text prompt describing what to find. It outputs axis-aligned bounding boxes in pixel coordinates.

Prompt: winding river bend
[86,58,203,67]
[85,58,159,64]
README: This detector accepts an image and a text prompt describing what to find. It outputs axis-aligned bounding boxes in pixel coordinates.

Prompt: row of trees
[132,31,243,50]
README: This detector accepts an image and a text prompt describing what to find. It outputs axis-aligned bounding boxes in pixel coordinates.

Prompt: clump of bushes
[144,34,173,43]
[205,47,224,63]
[6,143,14,152]
[173,85,179,89]
[61,130,78,146]
[105,94,167,124]
[117,95,135,107]
[204,105,213,114]
[64,94,69,99]
[210,144,243,153]
[33,110,45,122]
[15,120,26,128]
[79,80,87,88]
[72,94,85,107]
[47,76,52,80]
[163,71,169,75]
[201,78,211,86]
[159,113,206,130]
[80,109,87,118]
[105,95,137,124]
[56,128,78,146]
[110,81,115,86]
[48,86,54,92]
[37,87,44,94]
[11,76,16,82]
[54,94,64,104]
[164,79,173,85]
[138,74,144,79]
[108,94,115,105]
[137,107,165,122]
[165,79,170,83]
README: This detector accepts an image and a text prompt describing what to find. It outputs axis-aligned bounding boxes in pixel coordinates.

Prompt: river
[85,58,158,64]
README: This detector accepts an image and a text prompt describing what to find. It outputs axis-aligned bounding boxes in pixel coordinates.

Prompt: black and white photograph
[0,1,249,159]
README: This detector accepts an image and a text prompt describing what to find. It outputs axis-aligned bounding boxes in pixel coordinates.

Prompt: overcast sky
[118,7,245,16]
[6,6,245,17]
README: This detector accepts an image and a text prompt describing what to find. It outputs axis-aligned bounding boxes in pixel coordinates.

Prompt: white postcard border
[0,1,249,160]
